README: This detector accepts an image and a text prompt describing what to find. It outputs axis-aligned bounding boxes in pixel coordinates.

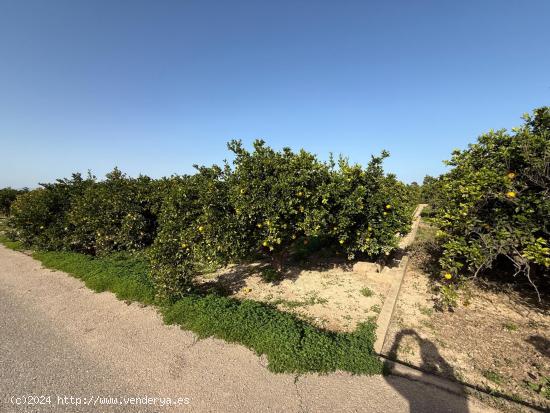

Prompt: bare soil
[197,257,392,332]
[382,221,550,411]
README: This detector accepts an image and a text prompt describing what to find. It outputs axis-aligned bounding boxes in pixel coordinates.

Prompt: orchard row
[6,140,418,299]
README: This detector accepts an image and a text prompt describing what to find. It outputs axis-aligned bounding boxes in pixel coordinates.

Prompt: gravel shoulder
[0,244,495,412]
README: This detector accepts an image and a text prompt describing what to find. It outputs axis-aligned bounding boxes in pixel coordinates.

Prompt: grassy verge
[33,250,157,305]
[164,295,381,374]
[0,234,24,251]
[0,238,382,375]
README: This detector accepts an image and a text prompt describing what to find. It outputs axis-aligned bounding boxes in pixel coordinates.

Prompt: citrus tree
[322,153,415,259]
[6,141,416,301]
[148,140,416,299]
[67,168,161,255]
[227,139,333,269]
[149,165,240,299]
[433,107,550,303]
[8,174,94,249]
[0,187,28,216]
[420,175,444,207]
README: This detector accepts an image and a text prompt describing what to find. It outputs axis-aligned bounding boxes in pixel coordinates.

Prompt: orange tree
[322,153,414,260]
[149,140,415,300]
[66,168,161,255]
[227,140,332,270]
[228,141,414,263]
[420,175,444,207]
[433,107,550,304]
[6,141,416,301]
[0,187,28,216]
[8,174,94,249]
[149,165,240,299]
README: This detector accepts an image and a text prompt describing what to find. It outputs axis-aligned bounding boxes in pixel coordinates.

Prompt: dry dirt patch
[197,258,396,332]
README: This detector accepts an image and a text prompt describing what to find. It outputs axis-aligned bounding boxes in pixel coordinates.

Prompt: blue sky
[1,0,549,188]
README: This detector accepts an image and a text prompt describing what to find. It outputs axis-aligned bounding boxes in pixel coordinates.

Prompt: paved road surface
[0,245,496,413]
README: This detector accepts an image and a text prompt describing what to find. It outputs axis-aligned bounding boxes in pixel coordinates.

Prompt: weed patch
[483,370,505,385]
[163,294,382,374]
[0,234,24,251]
[360,287,374,297]
[31,250,157,305]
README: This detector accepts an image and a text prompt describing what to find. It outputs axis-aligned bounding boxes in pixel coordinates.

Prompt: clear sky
[1,0,549,188]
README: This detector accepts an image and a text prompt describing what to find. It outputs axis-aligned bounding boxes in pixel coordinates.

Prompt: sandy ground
[198,261,391,332]
[382,224,550,411]
[0,244,497,413]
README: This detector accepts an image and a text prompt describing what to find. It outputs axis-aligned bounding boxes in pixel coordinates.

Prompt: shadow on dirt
[526,334,550,358]
[195,250,360,295]
[195,263,264,295]
[384,329,470,413]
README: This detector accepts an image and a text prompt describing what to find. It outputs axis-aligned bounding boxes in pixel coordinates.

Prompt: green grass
[32,250,157,305]
[482,370,505,385]
[502,321,518,331]
[163,294,382,374]
[0,234,24,251]
[360,287,374,297]
[419,205,433,218]
[414,222,437,243]
[0,238,382,375]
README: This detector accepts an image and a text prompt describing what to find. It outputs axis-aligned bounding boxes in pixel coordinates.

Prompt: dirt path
[0,245,496,412]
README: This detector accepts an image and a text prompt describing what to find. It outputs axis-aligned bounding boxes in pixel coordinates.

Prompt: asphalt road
[0,245,496,413]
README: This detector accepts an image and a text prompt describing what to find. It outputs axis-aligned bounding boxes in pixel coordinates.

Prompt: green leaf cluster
[431,107,549,298]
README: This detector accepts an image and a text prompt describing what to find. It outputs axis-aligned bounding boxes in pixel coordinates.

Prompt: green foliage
[432,107,550,299]
[227,140,414,262]
[0,187,28,216]
[7,140,414,300]
[321,154,415,260]
[227,140,332,266]
[406,181,422,206]
[31,249,156,305]
[67,168,161,255]
[8,174,93,249]
[420,175,444,207]
[228,141,415,262]
[163,294,382,374]
[149,140,414,299]
[0,234,24,251]
[149,166,238,299]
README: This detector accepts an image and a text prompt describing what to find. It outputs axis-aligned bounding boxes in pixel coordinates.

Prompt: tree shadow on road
[384,329,470,413]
